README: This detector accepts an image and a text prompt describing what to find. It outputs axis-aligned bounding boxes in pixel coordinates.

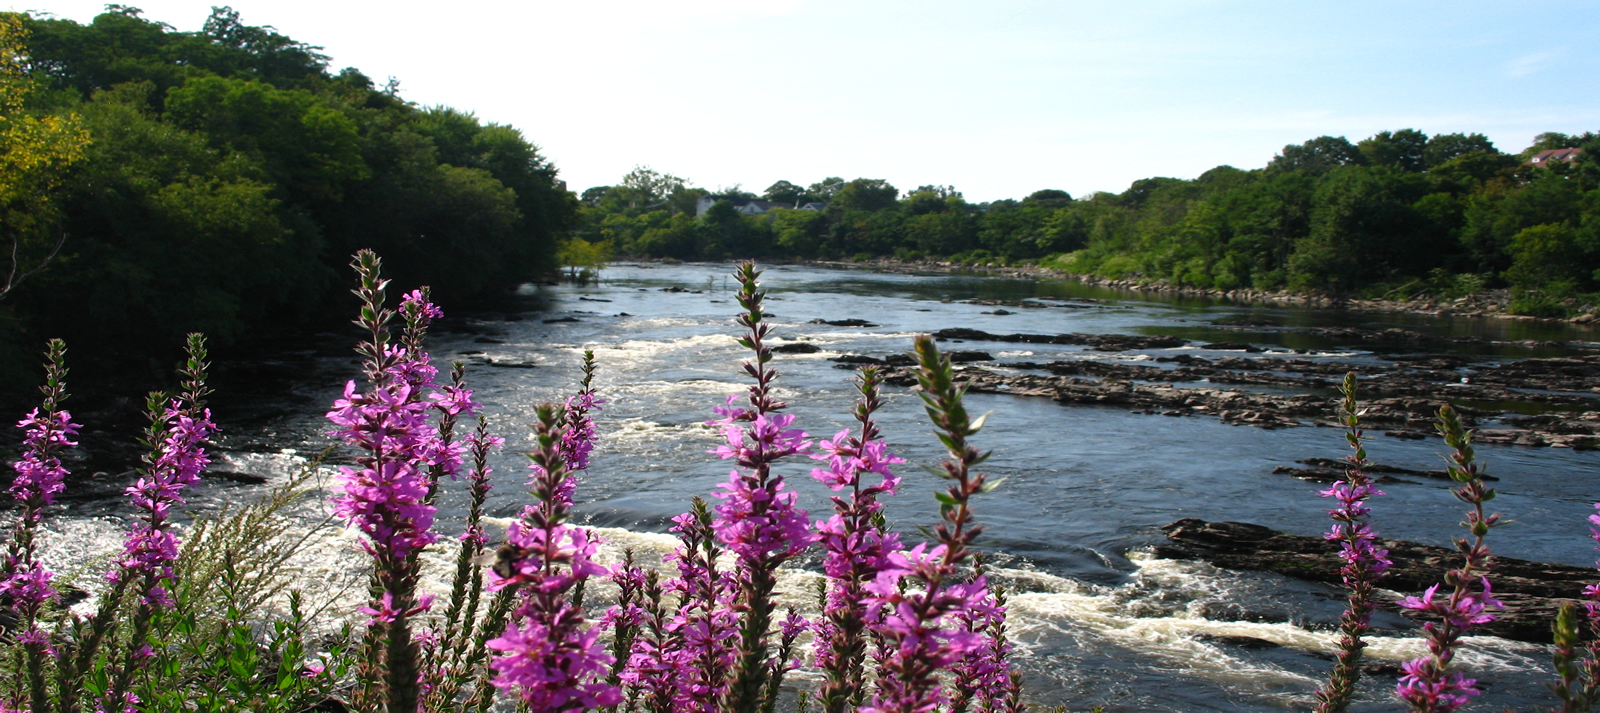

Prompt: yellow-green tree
[557,237,613,274]
[0,12,89,298]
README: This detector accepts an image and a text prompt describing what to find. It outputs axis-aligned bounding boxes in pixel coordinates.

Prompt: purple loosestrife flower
[560,350,603,473]
[117,406,215,585]
[948,557,1023,713]
[711,262,818,713]
[8,408,77,526]
[1549,504,1600,713]
[331,251,477,713]
[530,352,603,513]
[643,501,740,713]
[486,402,620,711]
[862,335,1002,713]
[327,380,443,560]
[1395,404,1502,713]
[709,409,813,562]
[1313,374,1393,713]
[103,334,215,713]
[4,340,77,713]
[618,566,679,713]
[810,367,905,713]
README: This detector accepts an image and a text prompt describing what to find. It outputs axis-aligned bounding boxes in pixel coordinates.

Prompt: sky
[22,0,1600,202]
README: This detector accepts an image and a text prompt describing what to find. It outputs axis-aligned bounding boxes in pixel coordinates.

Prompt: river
[37,262,1600,711]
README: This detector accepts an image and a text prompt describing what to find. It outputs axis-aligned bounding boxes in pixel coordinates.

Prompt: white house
[695,195,830,216]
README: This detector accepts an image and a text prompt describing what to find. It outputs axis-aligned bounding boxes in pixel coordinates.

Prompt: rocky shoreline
[804,257,1600,326]
[1155,518,1593,644]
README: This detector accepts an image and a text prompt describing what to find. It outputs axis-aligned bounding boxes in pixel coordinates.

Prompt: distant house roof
[695,195,826,216]
[1528,148,1585,165]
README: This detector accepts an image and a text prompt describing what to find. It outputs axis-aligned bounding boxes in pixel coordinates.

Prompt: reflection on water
[47,262,1600,712]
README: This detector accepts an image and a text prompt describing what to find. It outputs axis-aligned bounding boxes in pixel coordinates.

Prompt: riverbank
[794,256,1597,327]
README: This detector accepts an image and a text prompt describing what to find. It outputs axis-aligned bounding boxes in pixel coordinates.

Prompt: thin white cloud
[1505,48,1561,78]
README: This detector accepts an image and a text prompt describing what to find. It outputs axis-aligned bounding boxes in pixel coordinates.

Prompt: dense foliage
[579,132,1600,315]
[2,7,575,376]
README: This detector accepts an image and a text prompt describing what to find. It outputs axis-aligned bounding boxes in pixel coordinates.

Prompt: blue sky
[26,0,1600,201]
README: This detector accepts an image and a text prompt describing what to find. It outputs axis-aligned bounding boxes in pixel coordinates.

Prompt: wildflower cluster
[708,262,818,711]
[1550,496,1600,713]
[98,333,217,712]
[810,366,904,713]
[1312,373,1393,713]
[327,252,480,713]
[1393,404,1503,713]
[485,403,619,711]
[856,334,1004,713]
[0,333,221,713]
[2,339,76,713]
[950,556,1024,713]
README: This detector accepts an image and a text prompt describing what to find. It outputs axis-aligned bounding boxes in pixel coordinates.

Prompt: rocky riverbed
[814,326,1600,449]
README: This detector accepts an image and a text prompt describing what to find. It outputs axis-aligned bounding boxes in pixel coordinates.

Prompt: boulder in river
[771,342,822,354]
[1157,518,1594,643]
[1201,342,1264,353]
[809,318,879,327]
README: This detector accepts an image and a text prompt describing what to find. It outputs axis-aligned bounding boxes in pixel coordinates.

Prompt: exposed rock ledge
[1156,518,1595,643]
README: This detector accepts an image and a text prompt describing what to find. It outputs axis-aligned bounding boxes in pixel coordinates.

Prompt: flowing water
[39,262,1600,711]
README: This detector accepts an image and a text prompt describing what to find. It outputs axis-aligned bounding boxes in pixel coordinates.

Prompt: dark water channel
[44,262,1600,711]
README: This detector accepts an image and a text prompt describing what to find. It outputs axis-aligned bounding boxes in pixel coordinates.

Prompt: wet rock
[932,328,1186,351]
[1271,465,1403,484]
[659,286,692,293]
[1383,429,1430,440]
[771,342,822,354]
[829,354,883,365]
[1219,409,1302,429]
[1469,355,1600,391]
[1293,457,1472,481]
[946,350,993,363]
[1209,318,1283,327]
[809,318,879,327]
[205,469,269,485]
[484,359,538,369]
[1194,634,1282,650]
[542,316,581,323]
[578,296,611,302]
[869,338,1600,447]
[1201,342,1264,352]
[1158,518,1595,643]
[1299,326,1567,350]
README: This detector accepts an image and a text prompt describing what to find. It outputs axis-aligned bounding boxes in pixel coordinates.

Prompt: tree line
[0,7,575,387]
[576,130,1600,317]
